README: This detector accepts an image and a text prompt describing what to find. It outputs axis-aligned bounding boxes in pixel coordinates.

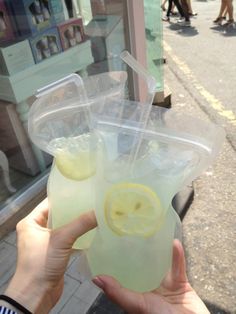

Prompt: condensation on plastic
[94,104,225,189]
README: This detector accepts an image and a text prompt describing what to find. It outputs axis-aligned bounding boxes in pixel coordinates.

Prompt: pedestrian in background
[186,0,198,16]
[213,0,234,26]
[162,0,191,26]
[161,0,177,15]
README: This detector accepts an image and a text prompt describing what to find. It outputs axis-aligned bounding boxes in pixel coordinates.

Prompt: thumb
[161,239,189,291]
[171,239,188,283]
[56,211,97,247]
[92,275,146,313]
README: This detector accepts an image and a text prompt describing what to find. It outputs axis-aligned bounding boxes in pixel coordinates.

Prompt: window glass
[0,0,163,214]
[144,0,163,92]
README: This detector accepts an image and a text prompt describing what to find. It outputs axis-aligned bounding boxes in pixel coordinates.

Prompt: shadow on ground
[205,300,232,314]
[168,22,199,37]
[87,293,124,314]
[210,24,236,37]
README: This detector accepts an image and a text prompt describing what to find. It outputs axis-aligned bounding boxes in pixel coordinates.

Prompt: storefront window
[0,0,163,219]
[144,0,164,92]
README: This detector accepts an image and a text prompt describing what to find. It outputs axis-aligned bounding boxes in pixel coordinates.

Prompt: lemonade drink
[86,106,224,292]
[87,131,186,292]
[47,134,98,249]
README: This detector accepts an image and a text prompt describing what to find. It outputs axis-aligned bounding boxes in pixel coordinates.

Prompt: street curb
[153,81,172,108]
[172,185,194,220]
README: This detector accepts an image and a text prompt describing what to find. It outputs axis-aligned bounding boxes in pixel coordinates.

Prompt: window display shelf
[0,40,93,173]
[0,40,93,104]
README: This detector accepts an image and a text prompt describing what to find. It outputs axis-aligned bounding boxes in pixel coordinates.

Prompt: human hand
[5,199,97,314]
[93,240,210,314]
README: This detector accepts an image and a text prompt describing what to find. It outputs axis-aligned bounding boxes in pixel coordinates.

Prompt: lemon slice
[49,135,96,181]
[55,151,96,181]
[104,183,164,237]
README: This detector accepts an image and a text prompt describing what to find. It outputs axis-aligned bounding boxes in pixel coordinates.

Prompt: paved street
[162,0,236,147]
[162,1,236,313]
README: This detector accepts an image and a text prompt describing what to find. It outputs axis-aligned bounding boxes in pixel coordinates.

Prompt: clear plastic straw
[120,50,156,109]
[120,50,157,170]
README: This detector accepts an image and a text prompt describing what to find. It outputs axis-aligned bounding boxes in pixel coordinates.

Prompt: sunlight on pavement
[163,41,236,127]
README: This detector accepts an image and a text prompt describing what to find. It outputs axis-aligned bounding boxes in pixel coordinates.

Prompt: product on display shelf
[85,14,125,71]
[5,0,56,37]
[57,18,85,51]
[90,0,106,15]
[29,27,62,63]
[0,39,35,75]
[48,0,67,24]
[0,101,41,176]
[90,0,123,16]
[0,1,14,43]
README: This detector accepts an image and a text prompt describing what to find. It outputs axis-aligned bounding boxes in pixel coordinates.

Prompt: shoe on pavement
[177,17,185,23]
[213,17,223,25]
[223,19,235,27]
[162,16,170,22]
[189,12,198,17]
[177,19,191,27]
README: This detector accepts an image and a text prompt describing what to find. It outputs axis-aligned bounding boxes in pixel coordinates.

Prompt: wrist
[5,272,50,313]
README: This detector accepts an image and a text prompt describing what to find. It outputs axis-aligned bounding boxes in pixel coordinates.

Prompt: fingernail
[92,276,105,289]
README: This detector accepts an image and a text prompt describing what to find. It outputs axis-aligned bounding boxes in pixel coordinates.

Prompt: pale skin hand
[4,199,209,314]
[5,199,97,314]
[93,240,210,314]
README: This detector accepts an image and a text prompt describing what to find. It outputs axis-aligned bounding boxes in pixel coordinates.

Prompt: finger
[159,239,188,291]
[26,198,49,227]
[56,211,97,247]
[171,239,188,283]
[92,275,146,313]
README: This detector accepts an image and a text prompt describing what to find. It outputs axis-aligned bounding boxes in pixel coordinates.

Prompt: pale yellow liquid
[47,133,100,249]
[87,143,184,292]
[47,161,96,249]
[87,195,178,292]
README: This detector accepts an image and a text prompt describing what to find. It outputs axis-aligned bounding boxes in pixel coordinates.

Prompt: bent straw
[120,50,157,170]
[120,50,156,109]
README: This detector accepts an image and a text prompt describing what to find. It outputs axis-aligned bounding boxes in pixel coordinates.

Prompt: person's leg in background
[161,0,168,11]
[186,0,197,16]
[223,0,234,25]
[222,6,228,19]
[173,0,185,18]
[176,0,191,25]
[180,0,190,20]
[162,0,174,21]
[170,4,177,15]
[213,0,227,25]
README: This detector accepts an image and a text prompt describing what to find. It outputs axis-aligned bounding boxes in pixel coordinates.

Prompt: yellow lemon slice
[49,135,96,181]
[55,151,96,181]
[104,183,164,237]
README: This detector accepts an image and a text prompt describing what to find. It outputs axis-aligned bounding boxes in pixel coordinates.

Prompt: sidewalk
[163,59,236,313]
